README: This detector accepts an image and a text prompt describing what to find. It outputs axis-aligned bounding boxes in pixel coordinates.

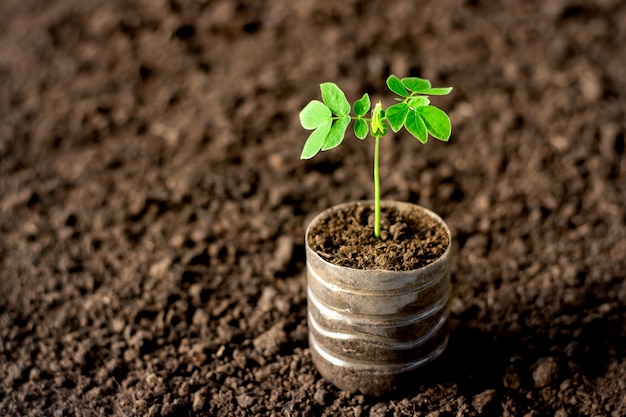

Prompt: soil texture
[307,201,449,270]
[1,0,625,416]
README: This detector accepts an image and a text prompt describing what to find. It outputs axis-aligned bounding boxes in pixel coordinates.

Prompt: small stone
[236,394,254,408]
[216,324,235,343]
[472,389,496,414]
[145,373,162,387]
[28,367,40,381]
[54,375,65,387]
[123,348,139,363]
[232,349,247,368]
[111,318,125,333]
[256,286,278,313]
[170,233,185,248]
[389,222,407,240]
[192,308,209,326]
[192,390,206,412]
[149,257,171,278]
[188,283,204,304]
[533,357,558,388]
[267,235,294,273]
[253,321,287,357]
[579,67,602,102]
[127,192,146,218]
[313,388,328,405]
[268,154,284,172]
[369,403,389,417]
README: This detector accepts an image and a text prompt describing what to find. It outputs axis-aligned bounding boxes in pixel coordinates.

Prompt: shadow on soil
[368,302,625,406]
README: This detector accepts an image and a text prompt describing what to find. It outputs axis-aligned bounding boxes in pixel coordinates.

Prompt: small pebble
[472,389,496,414]
[192,390,206,412]
[313,388,328,405]
[533,357,558,388]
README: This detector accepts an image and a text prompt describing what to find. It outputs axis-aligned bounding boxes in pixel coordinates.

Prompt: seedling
[299,74,453,238]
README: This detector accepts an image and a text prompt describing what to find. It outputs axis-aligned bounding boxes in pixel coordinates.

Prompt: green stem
[374,136,381,239]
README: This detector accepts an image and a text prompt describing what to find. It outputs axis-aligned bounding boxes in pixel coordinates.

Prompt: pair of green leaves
[299,75,452,159]
[299,83,370,159]
[384,75,452,144]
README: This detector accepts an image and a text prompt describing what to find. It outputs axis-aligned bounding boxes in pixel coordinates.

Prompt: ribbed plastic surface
[306,201,451,396]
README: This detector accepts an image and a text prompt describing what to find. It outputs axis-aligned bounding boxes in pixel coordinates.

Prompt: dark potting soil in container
[307,202,449,271]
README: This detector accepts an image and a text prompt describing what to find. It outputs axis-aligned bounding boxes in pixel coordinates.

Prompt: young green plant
[299,74,452,239]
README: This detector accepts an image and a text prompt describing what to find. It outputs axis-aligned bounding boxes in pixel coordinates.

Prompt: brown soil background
[1,0,625,416]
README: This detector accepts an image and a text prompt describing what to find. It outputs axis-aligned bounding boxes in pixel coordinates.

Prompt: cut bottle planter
[305,201,451,396]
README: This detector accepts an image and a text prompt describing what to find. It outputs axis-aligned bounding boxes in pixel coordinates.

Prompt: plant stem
[374,136,381,239]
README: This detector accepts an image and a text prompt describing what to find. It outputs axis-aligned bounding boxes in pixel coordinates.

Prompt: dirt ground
[1,0,625,416]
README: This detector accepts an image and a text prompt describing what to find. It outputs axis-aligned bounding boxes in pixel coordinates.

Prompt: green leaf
[416,106,451,141]
[405,110,428,144]
[300,120,332,159]
[354,118,368,139]
[322,116,350,151]
[353,93,370,117]
[385,103,409,133]
[320,83,350,116]
[408,96,430,108]
[401,77,431,92]
[299,100,331,130]
[386,75,408,97]
[417,87,453,96]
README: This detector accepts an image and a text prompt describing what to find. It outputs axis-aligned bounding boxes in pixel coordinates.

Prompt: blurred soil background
[1,0,625,415]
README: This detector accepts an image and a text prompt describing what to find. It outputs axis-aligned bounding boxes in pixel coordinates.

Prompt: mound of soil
[307,201,450,270]
[1,0,625,416]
